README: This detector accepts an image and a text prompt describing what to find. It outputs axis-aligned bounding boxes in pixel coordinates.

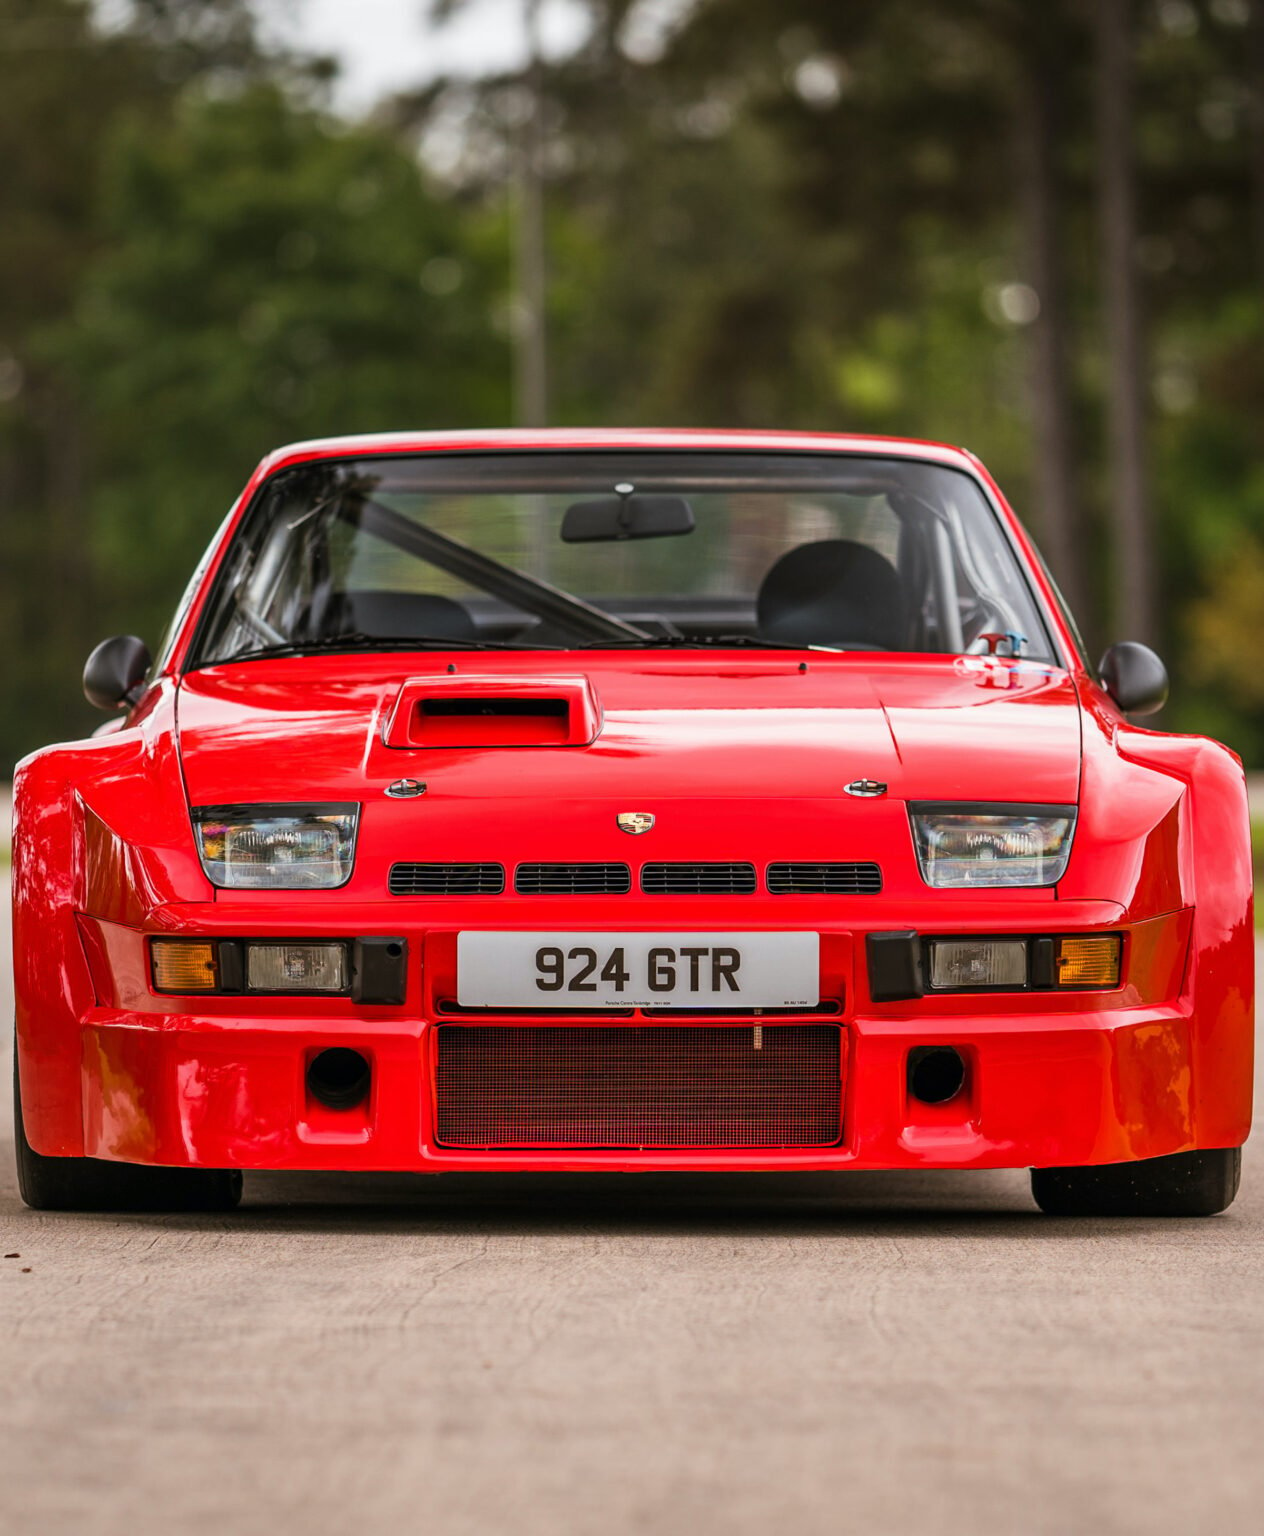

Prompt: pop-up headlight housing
[193,803,359,890]
[910,803,1076,889]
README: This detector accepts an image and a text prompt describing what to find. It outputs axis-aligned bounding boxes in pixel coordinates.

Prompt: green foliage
[422,0,1264,753]
[0,6,509,764]
[65,84,510,638]
[0,1,169,762]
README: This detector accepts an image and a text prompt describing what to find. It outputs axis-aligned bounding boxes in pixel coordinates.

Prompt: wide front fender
[1112,720,1254,1148]
[13,681,211,1154]
[1062,691,1253,1149]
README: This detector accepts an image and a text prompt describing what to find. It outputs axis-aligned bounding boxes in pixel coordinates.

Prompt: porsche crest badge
[617,811,655,835]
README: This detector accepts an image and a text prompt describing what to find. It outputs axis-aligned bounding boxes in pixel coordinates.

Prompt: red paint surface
[12,430,1254,1171]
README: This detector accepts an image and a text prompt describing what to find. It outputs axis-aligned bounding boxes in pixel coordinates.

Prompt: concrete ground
[1,884,1260,1536]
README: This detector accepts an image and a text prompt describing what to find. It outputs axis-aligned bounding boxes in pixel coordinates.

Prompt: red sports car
[12,430,1253,1215]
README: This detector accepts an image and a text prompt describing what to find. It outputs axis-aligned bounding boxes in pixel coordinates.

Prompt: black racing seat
[336,589,477,641]
[756,539,908,650]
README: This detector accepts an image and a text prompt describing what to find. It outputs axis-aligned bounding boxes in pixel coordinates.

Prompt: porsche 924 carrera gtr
[12,430,1253,1215]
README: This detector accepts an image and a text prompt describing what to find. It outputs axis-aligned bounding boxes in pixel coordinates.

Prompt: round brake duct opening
[307,1048,371,1110]
[907,1046,966,1106]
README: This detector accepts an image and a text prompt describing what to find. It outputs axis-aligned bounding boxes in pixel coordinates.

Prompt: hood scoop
[384,674,602,749]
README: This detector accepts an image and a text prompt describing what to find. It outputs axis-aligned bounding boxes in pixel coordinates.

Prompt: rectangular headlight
[910,804,1075,888]
[928,938,1028,990]
[246,942,348,993]
[193,804,359,890]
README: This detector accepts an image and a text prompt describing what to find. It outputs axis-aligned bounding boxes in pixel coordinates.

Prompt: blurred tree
[1251,0,1264,288]
[1095,0,1156,648]
[415,0,1081,579]
[62,83,510,641]
[0,0,269,761]
[0,4,509,763]
[1187,536,1264,717]
[416,0,1261,719]
[1002,0,1088,620]
[515,0,549,424]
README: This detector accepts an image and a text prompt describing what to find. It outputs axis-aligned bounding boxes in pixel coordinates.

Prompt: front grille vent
[435,1024,843,1147]
[641,862,758,895]
[389,862,505,896]
[390,860,880,896]
[515,863,631,895]
[767,862,883,895]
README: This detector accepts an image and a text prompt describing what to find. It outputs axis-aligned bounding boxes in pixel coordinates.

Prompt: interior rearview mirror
[1098,641,1168,717]
[83,635,152,712]
[561,494,694,543]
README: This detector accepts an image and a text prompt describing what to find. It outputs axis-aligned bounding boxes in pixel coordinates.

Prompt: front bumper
[75,1001,1200,1173]
[47,900,1222,1173]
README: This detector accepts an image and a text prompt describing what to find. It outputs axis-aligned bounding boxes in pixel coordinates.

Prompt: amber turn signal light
[151,939,218,993]
[1055,935,1121,989]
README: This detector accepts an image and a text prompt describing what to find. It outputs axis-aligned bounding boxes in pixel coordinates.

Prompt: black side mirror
[1098,641,1168,717]
[83,635,151,712]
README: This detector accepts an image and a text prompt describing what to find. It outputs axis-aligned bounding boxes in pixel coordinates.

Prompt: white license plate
[456,932,820,1010]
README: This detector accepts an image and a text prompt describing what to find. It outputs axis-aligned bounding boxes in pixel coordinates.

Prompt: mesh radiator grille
[766,862,883,895]
[435,1024,842,1147]
[515,863,632,895]
[640,862,758,895]
[389,863,505,896]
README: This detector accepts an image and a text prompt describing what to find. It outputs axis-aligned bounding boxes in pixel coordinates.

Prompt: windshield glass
[188,452,1056,666]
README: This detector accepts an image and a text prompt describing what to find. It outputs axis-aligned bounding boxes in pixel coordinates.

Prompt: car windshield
[188,451,1057,666]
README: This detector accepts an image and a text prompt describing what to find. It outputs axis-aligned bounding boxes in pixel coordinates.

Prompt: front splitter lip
[64,997,1219,1175]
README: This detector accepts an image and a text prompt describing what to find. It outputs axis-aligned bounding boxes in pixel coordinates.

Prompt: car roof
[254,428,981,479]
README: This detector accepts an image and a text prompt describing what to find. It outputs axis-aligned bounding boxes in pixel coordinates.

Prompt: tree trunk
[514,0,549,429]
[1094,0,1156,648]
[1014,18,1087,629]
[42,377,91,667]
[1250,0,1264,293]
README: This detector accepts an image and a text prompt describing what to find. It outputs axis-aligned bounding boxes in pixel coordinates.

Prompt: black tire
[1031,1147,1241,1217]
[13,1056,242,1213]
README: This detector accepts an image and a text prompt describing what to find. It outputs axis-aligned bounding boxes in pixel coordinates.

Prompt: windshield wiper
[202,632,566,665]
[205,631,846,666]
[579,634,844,652]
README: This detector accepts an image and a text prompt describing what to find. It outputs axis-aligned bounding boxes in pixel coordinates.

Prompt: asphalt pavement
[1,881,1260,1536]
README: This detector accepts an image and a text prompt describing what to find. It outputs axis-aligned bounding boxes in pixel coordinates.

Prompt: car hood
[177,653,1082,808]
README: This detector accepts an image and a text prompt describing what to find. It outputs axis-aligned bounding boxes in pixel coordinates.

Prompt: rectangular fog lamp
[929,938,1027,991]
[1056,936,1121,989]
[151,939,218,993]
[246,942,348,993]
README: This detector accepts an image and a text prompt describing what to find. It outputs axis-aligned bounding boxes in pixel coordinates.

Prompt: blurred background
[1,0,1262,770]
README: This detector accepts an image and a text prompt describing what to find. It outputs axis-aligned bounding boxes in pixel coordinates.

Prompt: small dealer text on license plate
[456,932,820,1009]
